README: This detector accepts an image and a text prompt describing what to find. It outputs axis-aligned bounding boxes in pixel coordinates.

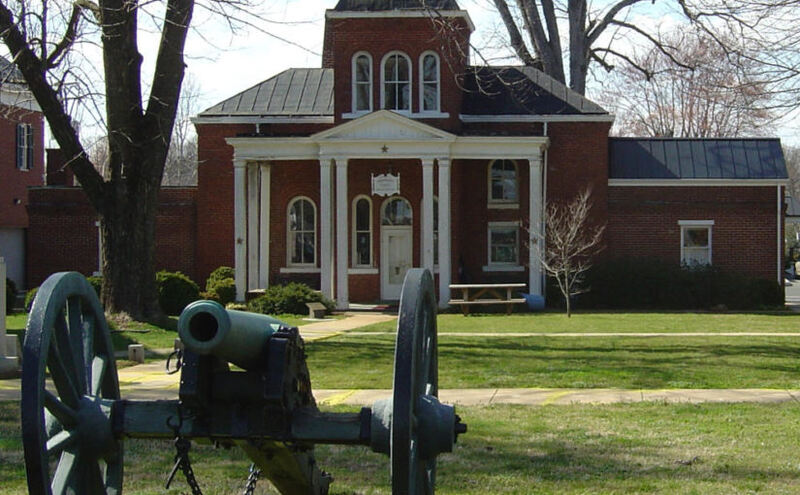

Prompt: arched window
[488,159,519,204]
[352,196,373,267]
[382,197,413,225]
[287,197,316,266]
[381,52,411,112]
[419,52,440,112]
[352,52,372,113]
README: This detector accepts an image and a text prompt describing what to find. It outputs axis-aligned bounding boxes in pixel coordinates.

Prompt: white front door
[381,227,412,300]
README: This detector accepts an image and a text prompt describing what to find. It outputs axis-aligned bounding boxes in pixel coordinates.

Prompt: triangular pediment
[312,110,455,142]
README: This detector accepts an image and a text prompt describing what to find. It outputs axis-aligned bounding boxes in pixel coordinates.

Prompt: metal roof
[333,0,460,10]
[609,138,788,180]
[199,68,334,117]
[0,56,24,84]
[462,66,608,116]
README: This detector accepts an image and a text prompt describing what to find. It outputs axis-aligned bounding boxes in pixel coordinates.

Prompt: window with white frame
[488,159,518,204]
[288,197,316,266]
[352,52,372,113]
[382,52,411,111]
[679,220,713,266]
[488,222,519,266]
[352,196,372,267]
[16,123,33,170]
[420,52,440,112]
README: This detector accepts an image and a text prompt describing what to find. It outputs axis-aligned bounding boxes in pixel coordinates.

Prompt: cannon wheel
[391,268,438,494]
[21,272,123,495]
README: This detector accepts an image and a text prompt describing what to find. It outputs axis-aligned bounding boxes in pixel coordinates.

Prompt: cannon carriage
[21,268,465,494]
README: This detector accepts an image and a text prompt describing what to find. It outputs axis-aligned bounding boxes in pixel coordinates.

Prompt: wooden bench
[448,283,528,315]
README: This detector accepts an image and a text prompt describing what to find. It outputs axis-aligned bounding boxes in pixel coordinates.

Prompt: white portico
[227,110,548,309]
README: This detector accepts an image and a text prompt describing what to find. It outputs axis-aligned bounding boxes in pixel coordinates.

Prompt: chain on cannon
[20,268,466,494]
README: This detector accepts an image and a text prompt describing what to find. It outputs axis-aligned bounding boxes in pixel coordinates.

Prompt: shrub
[156,270,200,315]
[87,276,103,298]
[247,282,334,316]
[205,266,235,292]
[25,287,38,312]
[577,257,783,310]
[5,277,15,314]
[203,277,236,306]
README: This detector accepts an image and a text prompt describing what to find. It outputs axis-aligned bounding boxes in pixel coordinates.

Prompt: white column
[233,159,247,301]
[320,159,334,300]
[259,163,271,288]
[422,158,435,273]
[247,163,259,290]
[529,153,543,295]
[437,158,452,308]
[0,258,5,355]
[335,157,349,309]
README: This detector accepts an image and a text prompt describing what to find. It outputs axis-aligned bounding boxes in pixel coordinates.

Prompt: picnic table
[448,283,528,314]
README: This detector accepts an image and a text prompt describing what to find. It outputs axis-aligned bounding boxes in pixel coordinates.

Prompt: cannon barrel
[178,300,289,369]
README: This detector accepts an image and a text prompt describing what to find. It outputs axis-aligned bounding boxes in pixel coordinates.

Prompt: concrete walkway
[298,312,396,341]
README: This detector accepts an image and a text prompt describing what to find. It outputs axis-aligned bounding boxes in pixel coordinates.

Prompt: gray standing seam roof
[0,55,25,84]
[199,68,334,117]
[334,0,461,11]
[609,138,787,180]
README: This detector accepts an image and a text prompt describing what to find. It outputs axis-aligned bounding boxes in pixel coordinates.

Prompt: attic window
[352,52,372,113]
[382,51,411,112]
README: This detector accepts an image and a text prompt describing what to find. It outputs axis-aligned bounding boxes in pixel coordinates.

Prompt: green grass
[4,400,800,494]
[5,312,314,353]
[356,311,800,334]
[306,334,800,389]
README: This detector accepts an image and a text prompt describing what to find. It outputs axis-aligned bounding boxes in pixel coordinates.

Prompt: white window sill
[482,265,525,272]
[415,111,450,119]
[349,267,379,274]
[488,202,519,210]
[280,267,320,274]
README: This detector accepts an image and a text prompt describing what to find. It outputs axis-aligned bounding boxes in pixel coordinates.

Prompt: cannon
[21,268,465,494]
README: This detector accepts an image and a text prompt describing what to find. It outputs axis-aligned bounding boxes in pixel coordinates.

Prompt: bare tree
[600,30,776,137]
[0,0,246,319]
[488,0,800,107]
[533,188,604,317]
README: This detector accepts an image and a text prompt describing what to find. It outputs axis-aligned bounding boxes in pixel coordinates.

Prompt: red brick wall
[26,187,198,287]
[325,16,471,131]
[607,186,781,280]
[0,106,44,229]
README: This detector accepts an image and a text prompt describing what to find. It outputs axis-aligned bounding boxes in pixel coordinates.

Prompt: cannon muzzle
[178,300,289,369]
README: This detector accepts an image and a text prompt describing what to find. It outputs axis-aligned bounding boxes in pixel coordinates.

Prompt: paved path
[349,332,800,337]
[298,312,396,341]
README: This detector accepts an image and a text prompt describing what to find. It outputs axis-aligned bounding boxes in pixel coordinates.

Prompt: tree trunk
[100,173,162,321]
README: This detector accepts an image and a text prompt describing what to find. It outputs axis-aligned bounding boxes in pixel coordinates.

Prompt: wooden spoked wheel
[21,272,123,495]
[391,268,438,495]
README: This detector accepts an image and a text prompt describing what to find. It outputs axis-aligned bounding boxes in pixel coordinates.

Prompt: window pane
[289,203,300,231]
[399,83,410,110]
[490,160,518,201]
[302,233,315,263]
[356,84,370,111]
[396,56,409,80]
[491,229,516,245]
[382,198,412,225]
[683,247,710,265]
[356,233,370,265]
[356,199,370,230]
[356,56,370,82]
[684,228,709,247]
[292,234,302,263]
[423,83,437,111]
[302,201,314,230]
[385,84,397,109]
[385,56,396,80]
[423,55,437,81]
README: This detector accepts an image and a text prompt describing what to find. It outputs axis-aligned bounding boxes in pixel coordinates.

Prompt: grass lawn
[306,334,800,389]
[356,311,800,334]
[5,312,313,353]
[3,400,800,494]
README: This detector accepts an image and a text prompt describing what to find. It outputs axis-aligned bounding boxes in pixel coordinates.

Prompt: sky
[3,0,797,146]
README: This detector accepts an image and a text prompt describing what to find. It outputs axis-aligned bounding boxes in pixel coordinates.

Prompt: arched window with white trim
[352,196,373,267]
[287,197,316,266]
[352,52,372,113]
[419,52,440,112]
[381,51,411,112]
[488,159,519,204]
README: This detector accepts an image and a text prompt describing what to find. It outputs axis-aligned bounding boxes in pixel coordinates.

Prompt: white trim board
[460,114,614,123]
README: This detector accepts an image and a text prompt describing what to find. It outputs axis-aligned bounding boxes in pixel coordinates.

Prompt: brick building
[192,0,787,309]
[0,56,44,289]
